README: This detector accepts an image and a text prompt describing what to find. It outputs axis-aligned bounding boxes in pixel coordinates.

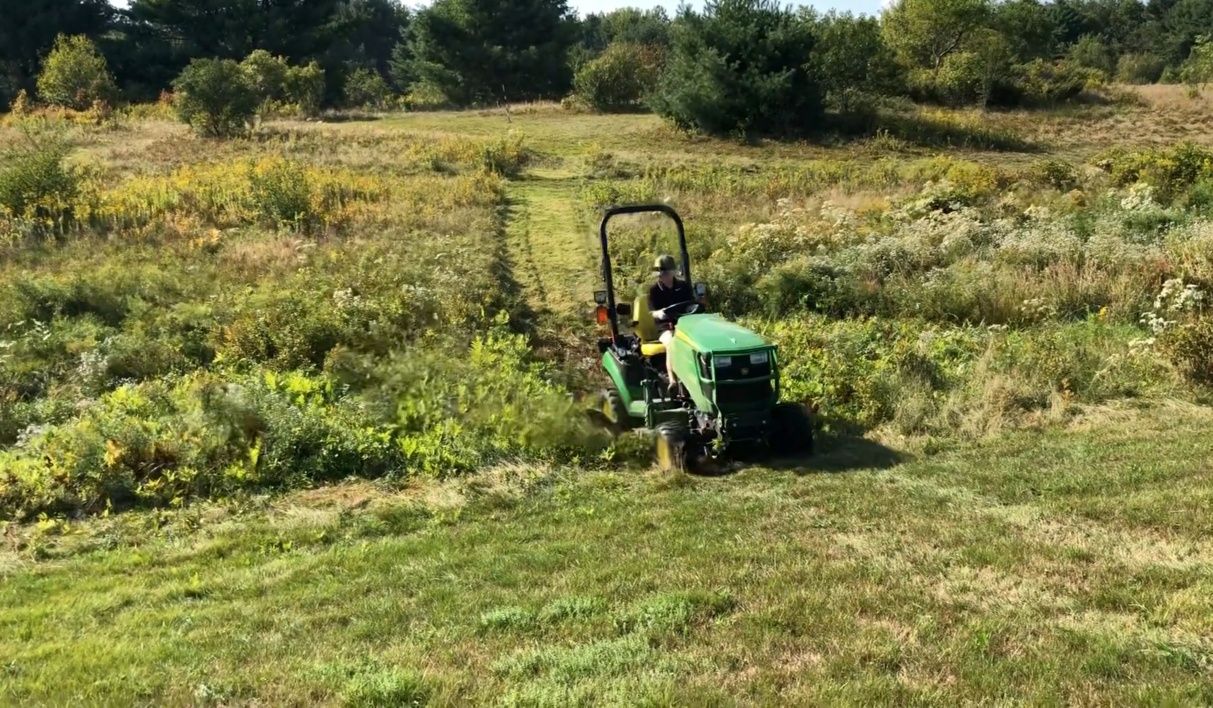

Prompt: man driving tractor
[648,254,693,389]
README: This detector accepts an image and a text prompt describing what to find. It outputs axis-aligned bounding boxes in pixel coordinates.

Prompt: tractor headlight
[749,352,769,365]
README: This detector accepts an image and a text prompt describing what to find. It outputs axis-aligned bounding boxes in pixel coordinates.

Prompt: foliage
[240,50,289,104]
[809,11,903,112]
[1099,143,1213,202]
[343,67,391,109]
[882,0,989,72]
[284,62,326,117]
[0,323,608,518]
[1006,59,1092,107]
[172,58,260,138]
[650,0,822,137]
[402,0,577,105]
[480,134,531,177]
[1115,52,1166,84]
[0,128,79,231]
[35,34,117,111]
[0,0,112,107]
[579,7,672,55]
[1066,34,1116,78]
[1160,316,1213,386]
[1181,35,1213,91]
[572,42,662,112]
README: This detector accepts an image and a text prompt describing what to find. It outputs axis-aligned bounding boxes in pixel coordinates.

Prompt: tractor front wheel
[601,389,631,433]
[655,422,689,473]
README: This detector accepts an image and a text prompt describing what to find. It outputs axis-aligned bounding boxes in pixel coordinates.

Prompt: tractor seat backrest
[632,293,660,342]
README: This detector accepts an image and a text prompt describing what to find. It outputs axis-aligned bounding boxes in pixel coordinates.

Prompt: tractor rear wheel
[654,422,690,473]
[771,402,814,456]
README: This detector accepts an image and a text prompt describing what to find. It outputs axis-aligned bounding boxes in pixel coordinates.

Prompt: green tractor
[593,204,813,473]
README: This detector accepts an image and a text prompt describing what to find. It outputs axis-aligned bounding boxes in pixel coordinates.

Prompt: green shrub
[1160,316,1213,386]
[1010,59,1090,106]
[650,0,822,136]
[240,49,289,105]
[35,35,118,110]
[247,158,314,229]
[481,134,530,177]
[1100,143,1213,202]
[172,58,260,138]
[811,11,902,112]
[1032,158,1080,191]
[343,68,391,109]
[285,62,326,117]
[1115,53,1166,85]
[1068,34,1115,79]
[1181,35,1213,91]
[0,130,79,226]
[573,42,662,112]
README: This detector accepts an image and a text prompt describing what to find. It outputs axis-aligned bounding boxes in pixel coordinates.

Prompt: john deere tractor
[593,204,813,473]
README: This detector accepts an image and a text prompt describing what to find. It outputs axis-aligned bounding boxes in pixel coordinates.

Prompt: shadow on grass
[823,108,1039,153]
[318,112,383,124]
[770,433,908,475]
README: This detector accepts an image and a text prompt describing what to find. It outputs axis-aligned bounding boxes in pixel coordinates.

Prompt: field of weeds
[2,92,1213,702]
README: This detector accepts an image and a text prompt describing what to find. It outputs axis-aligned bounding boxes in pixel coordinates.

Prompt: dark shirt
[648,278,693,314]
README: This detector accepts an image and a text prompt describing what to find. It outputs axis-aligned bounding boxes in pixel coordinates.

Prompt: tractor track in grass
[503,166,598,319]
[502,165,603,385]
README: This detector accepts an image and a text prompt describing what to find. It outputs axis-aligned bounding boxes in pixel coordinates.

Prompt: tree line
[3,0,1212,136]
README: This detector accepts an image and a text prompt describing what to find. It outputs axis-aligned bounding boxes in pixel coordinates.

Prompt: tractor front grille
[713,379,774,410]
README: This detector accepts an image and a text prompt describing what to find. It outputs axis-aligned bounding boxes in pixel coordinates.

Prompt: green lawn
[4,403,1212,705]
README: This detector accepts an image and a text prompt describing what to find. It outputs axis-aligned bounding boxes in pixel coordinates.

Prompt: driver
[648,254,693,389]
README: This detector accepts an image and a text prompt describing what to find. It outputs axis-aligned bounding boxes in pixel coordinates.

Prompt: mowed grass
[3,404,1212,704]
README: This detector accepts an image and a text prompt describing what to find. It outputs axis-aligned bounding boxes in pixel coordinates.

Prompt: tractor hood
[675,314,771,354]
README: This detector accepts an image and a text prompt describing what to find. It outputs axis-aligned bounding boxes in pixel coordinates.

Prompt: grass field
[4,404,1213,704]
[3,86,1213,703]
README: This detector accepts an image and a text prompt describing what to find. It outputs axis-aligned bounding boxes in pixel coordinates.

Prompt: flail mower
[592,204,814,473]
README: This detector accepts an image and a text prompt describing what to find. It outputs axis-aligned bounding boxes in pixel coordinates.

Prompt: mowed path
[503,167,599,320]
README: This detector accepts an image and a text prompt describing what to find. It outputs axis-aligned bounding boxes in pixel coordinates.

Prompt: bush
[480,134,530,177]
[0,324,610,519]
[1160,316,1213,386]
[906,31,1014,107]
[811,12,902,112]
[240,50,289,104]
[248,158,315,229]
[650,0,822,137]
[172,58,260,138]
[1009,59,1090,107]
[1100,143,1213,202]
[573,42,662,112]
[343,68,391,110]
[1181,35,1213,91]
[1068,34,1115,79]
[0,130,78,227]
[1116,53,1166,85]
[35,35,118,111]
[285,62,326,117]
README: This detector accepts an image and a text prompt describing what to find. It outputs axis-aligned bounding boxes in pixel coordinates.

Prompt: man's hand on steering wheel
[656,300,700,323]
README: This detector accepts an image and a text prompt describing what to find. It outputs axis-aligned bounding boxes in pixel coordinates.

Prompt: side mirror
[616,302,632,317]
[694,282,709,299]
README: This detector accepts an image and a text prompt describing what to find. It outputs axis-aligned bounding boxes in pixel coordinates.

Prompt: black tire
[654,421,689,473]
[602,389,632,432]
[770,402,814,456]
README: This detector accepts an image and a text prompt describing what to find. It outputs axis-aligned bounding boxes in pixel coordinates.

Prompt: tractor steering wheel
[659,300,701,322]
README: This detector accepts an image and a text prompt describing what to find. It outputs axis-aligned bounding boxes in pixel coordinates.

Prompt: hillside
[3,88,1213,702]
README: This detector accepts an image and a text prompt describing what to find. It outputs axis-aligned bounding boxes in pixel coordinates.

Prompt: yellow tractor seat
[632,295,658,340]
[640,341,666,357]
[631,294,666,358]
